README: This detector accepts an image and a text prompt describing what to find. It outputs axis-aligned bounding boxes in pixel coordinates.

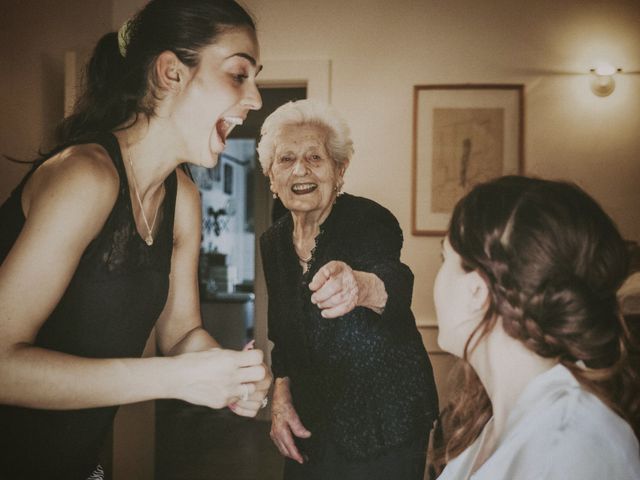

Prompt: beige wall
[0,0,111,202]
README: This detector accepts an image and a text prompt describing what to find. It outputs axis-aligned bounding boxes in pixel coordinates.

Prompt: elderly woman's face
[269,124,343,215]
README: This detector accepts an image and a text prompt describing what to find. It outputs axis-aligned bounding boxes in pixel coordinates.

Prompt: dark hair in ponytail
[432,175,639,470]
[50,0,255,154]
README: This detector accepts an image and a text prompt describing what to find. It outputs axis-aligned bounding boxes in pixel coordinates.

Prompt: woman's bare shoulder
[25,143,120,216]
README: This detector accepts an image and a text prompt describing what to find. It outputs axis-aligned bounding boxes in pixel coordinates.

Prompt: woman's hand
[270,377,311,464]
[172,347,268,409]
[228,372,272,417]
[309,260,388,318]
[228,340,273,417]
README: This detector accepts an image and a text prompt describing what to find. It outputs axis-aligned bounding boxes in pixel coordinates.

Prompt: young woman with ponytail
[0,1,269,478]
[432,176,640,479]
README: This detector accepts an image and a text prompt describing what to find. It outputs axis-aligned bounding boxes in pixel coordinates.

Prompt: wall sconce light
[589,64,622,97]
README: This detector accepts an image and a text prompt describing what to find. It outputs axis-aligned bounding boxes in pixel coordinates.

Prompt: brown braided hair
[431,176,639,472]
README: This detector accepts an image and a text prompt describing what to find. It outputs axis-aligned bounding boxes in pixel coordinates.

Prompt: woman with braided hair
[433,176,640,479]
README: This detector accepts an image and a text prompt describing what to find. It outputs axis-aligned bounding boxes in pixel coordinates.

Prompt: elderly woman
[257,99,438,480]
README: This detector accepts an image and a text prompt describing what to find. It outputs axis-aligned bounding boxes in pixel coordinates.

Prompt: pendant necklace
[297,253,312,273]
[126,142,161,246]
[297,253,312,265]
[295,243,313,272]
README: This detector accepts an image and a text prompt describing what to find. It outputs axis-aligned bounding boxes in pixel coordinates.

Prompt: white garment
[437,364,640,480]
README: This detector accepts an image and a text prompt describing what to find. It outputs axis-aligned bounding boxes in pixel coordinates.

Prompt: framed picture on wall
[412,84,524,236]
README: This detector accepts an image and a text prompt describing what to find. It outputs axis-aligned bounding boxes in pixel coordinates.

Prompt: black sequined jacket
[260,193,439,459]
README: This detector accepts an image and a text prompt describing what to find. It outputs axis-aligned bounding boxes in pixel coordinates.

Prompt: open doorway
[155,86,306,480]
[188,86,306,349]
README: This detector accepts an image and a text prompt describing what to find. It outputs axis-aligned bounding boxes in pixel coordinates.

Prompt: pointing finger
[308,261,342,291]
[308,269,329,292]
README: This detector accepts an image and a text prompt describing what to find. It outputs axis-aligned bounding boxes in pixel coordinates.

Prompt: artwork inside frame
[411,84,524,236]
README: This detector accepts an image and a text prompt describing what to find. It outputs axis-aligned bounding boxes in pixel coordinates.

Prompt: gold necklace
[294,235,315,267]
[125,143,161,246]
[295,244,313,268]
[297,253,312,264]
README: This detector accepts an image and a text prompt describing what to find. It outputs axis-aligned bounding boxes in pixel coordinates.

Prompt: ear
[465,270,490,314]
[336,160,349,181]
[267,168,276,190]
[155,50,186,92]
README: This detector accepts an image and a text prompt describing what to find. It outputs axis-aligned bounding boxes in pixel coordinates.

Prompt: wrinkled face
[172,26,262,168]
[269,124,344,216]
[434,237,488,357]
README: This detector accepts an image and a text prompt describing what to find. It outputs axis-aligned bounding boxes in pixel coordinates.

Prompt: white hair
[256,99,354,175]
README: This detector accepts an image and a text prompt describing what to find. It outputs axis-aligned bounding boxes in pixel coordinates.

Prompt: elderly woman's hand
[270,378,311,464]
[309,260,388,318]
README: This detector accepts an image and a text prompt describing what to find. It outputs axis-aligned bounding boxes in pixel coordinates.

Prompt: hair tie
[117,19,132,57]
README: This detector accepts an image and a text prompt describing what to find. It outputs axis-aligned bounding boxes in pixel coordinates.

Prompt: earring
[273,193,278,199]
[270,185,278,199]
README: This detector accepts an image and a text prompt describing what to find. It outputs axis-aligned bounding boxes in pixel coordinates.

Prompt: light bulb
[589,64,621,97]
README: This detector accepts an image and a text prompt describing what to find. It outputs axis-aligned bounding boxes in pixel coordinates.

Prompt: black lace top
[0,132,177,479]
[260,193,438,459]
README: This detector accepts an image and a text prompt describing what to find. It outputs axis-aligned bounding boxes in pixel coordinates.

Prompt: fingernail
[243,340,255,351]
[229,403,237,411]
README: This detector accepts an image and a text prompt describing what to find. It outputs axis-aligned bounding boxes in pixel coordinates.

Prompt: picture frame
[412,84,524,236]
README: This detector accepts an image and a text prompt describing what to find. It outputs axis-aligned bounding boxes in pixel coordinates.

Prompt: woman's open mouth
[214,116,243,147]
[291,183,318,195]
